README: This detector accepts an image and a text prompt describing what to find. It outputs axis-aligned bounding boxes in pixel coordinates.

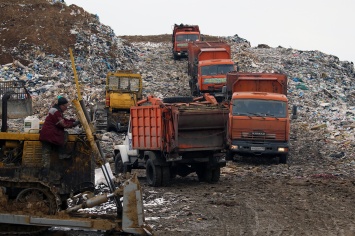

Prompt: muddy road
[142,158,355,236]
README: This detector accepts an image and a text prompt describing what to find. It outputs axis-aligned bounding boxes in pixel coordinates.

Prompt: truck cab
[227,92,290,163]
[187,41,235,97]
[197,59,235,94]
[224,72,296,164]
[172,24,200,60]
[113,121,141,174]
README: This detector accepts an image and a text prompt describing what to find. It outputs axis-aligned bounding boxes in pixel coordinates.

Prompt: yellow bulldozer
[93,70,143,132]
[0,52,150,234]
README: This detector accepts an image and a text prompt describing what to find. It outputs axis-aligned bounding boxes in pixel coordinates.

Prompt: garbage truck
[113,95,228,187]
[172,23,201,60]
[223,71,297,164]
[187,41,236,97]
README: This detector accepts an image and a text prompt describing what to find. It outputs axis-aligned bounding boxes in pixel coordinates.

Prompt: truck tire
[161,166,171,186]
[114,153,130,174]
[279,154,288,164]
[162,96,193,104]
[146,159,162,187]
[197,166,220,183]
[211,167,221,183]
[114,153,124,174]
[196,166,206,182]
[225,150,234,161]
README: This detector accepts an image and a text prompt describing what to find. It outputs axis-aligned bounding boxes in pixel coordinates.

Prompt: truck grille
[233,130,285,141]
[241,132,276,139]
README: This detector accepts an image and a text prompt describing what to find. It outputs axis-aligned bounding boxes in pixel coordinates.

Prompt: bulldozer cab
[0,81,32,118]
[105,70,143,109]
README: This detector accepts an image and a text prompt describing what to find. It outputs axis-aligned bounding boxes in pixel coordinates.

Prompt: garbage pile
[0,0,354,167]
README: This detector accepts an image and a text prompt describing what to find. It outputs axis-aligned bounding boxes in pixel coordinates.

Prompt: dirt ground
[141,158,355,236]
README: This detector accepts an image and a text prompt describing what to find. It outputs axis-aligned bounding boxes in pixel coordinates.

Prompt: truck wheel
[170,167,177,179]
[146,159,162,187]
[279,154,288,164]
[196,167,205,182]
[225,150,234,161]
[114,153,124,174]
[114,153,128,174]
[162,96,193,104]
[161,166,171,186]
[211,167,221,183]
[197,166,220,183]
[114,153,131,174]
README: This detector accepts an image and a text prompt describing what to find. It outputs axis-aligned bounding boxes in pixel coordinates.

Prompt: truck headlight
[231,145,238,150]
[278,147,287,152]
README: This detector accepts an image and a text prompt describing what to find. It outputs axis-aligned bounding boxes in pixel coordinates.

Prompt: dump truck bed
[226,72,288,95]
[130,104,228,152]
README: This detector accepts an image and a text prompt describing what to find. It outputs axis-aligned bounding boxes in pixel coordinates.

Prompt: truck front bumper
[229,140,289,156]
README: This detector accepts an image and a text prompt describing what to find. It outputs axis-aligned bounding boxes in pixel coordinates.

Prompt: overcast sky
[65,0,355,64]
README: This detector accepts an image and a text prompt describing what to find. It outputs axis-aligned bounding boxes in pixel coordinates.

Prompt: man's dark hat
[58,97,68,106]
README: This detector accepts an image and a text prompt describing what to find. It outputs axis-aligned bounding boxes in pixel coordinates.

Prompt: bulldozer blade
[0,81,33,119]
[122,173,151,235]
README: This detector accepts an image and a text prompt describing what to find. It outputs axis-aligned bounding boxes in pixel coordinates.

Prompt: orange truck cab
[172,24,200,60]
[188,41,235,97]
[224,72,296,164]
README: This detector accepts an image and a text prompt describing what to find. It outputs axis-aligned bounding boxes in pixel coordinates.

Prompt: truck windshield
[176,34,199,41]
[201,64,234,76]
[232,99,287,118]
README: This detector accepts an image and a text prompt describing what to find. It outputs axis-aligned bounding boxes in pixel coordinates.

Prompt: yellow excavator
[0,49,151,235]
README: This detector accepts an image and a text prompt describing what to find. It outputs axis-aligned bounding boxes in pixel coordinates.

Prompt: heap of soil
[0,0,93,65]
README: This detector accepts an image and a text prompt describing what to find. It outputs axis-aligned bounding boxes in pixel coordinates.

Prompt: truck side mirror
[291,105,298,119]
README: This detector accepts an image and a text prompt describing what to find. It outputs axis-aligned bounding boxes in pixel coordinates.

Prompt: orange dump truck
[172,23,200,60]
[188,41,235,97]
[224,72,296,164]
[113,96,228,187]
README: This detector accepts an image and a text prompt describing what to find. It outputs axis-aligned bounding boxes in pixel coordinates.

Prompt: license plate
[251,146,265,151]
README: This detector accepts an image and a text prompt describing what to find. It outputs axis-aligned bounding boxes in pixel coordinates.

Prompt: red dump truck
[113,95,228,187]
[172,24,200,60]
[223,72,296,164]
[188,41,235,97]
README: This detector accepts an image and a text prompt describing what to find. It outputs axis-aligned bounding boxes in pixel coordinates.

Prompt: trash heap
[0,0,354,167]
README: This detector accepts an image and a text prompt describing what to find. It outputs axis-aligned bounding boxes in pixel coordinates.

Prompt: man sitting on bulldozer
[39,96,80,177]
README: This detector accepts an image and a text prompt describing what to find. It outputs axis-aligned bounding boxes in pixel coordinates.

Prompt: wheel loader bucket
[0,81,33,118]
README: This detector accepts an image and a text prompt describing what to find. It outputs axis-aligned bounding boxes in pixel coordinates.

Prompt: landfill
[1,1,355,234]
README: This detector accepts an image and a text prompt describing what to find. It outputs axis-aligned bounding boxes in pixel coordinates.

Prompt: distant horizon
[65,0,355,64]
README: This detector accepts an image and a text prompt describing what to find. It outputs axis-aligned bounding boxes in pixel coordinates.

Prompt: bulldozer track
[0,224,48,235]
[0,178,60,235]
